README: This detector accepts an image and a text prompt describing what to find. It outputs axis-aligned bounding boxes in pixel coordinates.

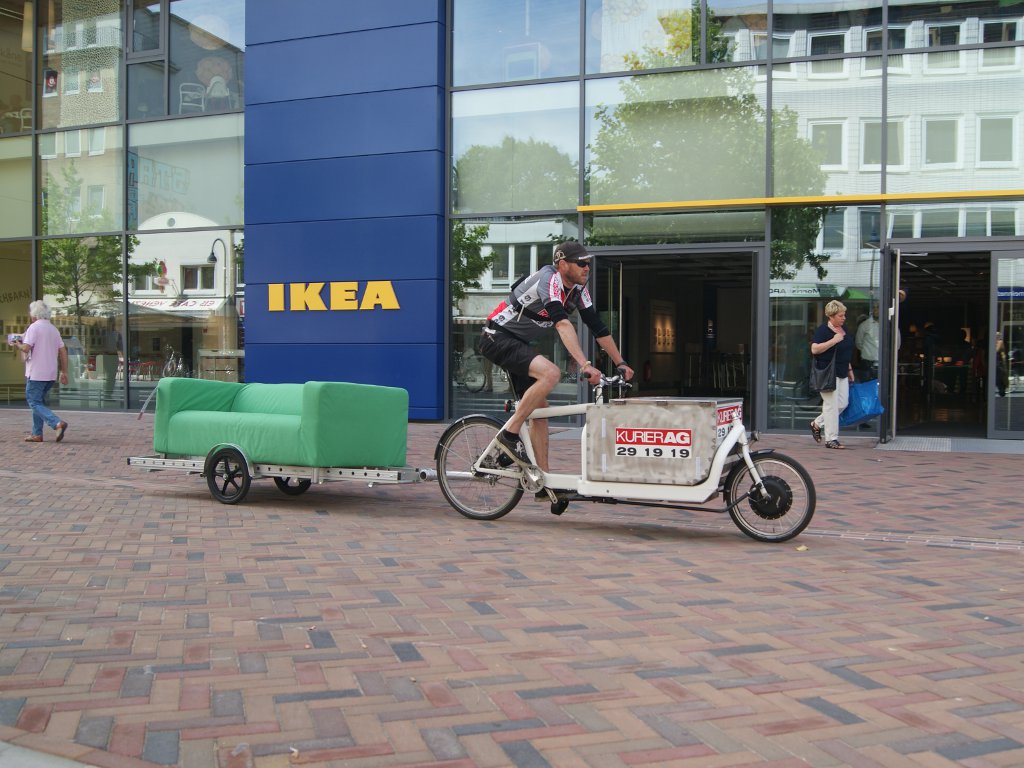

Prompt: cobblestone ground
[0,408,1022,768]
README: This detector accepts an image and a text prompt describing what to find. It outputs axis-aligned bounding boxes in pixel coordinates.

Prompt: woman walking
[809,300,855,449]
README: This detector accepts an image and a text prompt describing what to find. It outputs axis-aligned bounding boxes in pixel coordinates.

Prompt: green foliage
[450,220,492,305]
[590,10,832,279]
[454,136,577,213]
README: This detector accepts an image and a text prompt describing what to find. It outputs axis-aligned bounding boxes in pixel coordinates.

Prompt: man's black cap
[552,241,591,264]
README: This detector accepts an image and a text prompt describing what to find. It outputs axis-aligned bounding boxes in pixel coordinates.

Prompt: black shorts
[478,329,536,399]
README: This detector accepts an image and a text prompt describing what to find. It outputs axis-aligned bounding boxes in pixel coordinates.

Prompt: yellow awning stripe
[578,189,1024,214]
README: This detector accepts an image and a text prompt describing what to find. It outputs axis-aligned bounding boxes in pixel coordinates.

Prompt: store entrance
[595,250,755,415]
[893,250,990,438]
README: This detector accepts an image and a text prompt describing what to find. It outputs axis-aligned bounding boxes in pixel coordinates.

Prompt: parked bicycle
[452,349,487,392]
[162,345,191,378]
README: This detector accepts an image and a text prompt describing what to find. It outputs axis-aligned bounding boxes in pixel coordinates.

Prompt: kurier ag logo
[268,281,400,311]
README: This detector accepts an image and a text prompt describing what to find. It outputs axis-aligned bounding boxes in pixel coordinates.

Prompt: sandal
[825,440,845,449]
[809,421,822,443]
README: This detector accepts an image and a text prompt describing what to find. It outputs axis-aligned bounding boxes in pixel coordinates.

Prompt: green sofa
[152,378,408,468]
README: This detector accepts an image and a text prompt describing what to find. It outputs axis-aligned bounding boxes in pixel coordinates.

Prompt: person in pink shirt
[7,300,69,442]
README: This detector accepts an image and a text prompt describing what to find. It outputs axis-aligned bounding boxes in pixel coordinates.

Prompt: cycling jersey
[486,264,609,342]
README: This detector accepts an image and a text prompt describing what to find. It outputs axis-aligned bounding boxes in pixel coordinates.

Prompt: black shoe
[496,430,526,467]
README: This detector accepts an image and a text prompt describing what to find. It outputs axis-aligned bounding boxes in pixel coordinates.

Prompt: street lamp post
[207,237,232,357]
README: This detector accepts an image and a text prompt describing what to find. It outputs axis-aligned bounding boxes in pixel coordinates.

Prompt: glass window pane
[774,58,881,197]
[768,204,877,430]
[128,229,244,399]
[991,208,1016,236]
[586,209,765,246]
[41,126,123,235]
[128,113,244,230]
[38,235,126,408]
[489,244,509,284]
[0,1,32,131]
[979,117,1014,164]
[449,215,578,418]
[128,61,166,119]
[170,0,246,114]
[587,68,766,205]
[586,0,697,73]
[40,0,121,129]
[452,82,579,214]
[891,1,1018,48]
[0,136,32,237]
[774,1,882,55]
[708,1,767,64]
[921,209,959,237]
[0,241,32,401]
[888,52,1023,194]
[131,0,161,52]
[454,0,579,86]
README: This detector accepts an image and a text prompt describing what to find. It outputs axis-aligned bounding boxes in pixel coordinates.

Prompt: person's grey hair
[824,300,846,318]
[29,300,51,320]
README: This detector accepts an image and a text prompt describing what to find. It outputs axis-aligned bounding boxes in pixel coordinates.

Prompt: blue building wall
[245,1,447,420]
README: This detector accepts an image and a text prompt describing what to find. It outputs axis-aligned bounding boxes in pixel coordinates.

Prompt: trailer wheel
[274,476,312,496]
[205,446,251,504]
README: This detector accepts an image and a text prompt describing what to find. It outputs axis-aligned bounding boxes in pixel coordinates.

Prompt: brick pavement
[0,407,1022,768]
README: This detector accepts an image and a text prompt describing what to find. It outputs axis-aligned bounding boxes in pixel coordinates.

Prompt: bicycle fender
[433,414,504,460]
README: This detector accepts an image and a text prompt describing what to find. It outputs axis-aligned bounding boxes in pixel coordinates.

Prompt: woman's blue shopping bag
[839,380,885,427]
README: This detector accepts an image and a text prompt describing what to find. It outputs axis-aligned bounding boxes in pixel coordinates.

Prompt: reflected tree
[454,136,577,213]
[589,10,832,279]
[450,220,492,306]
[41,164,154,337]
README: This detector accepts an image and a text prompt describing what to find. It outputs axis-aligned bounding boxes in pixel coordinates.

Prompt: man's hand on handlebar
[615,363,635,382]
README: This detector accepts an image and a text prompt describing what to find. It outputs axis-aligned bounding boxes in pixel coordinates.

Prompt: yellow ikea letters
[268,281,400,311]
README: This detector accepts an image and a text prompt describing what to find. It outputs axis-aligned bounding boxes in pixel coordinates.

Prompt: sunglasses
[569,258,593,266]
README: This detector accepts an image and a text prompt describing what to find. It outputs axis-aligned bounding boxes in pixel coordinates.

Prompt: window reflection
[128,113,244,230]
[0,136,32,237]
[0,241,32,404]
[39,235,126,408]
[452,83,578,214]
[169,0,245,115]
[448,216,576,419]
[453,0,579,86]
[39,0,121,129]
[586,68,766,205]
[40,126,124,235]
[127,229,244,406]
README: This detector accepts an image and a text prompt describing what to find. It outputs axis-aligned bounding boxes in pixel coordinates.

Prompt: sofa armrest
[300,381,408,467]
[153,378,243,454]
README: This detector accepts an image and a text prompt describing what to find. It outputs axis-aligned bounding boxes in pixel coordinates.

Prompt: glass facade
[1,0,244,413]
[450,0,1024,437]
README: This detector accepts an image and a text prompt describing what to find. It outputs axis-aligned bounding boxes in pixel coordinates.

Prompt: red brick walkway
[0,408,1022,767]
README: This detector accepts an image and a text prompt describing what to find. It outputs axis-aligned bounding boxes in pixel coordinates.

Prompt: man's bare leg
[502,357,559,470]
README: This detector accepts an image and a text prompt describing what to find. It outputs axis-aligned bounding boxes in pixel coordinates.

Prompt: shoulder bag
[809,348,837,393]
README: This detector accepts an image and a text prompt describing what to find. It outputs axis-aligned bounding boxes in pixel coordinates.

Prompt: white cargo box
[584,397,743,486]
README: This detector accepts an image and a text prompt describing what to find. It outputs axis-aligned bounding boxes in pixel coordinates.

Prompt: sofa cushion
[233,383,304,415]
[168,411,304,465]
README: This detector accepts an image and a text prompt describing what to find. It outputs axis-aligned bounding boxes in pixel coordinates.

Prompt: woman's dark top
[812,321,855,378]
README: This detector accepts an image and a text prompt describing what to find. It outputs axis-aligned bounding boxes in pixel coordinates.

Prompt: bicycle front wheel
[436,415,523,520]
[723,453,815,542]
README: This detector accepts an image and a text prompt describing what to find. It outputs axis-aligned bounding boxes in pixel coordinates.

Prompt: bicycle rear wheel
[436,415,523,520]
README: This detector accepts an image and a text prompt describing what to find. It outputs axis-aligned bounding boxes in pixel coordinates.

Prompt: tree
[450,220,492,306]
[453,136,577,214]
[588,6,832,279]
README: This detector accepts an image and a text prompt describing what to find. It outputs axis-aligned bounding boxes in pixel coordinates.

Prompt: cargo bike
[434,375,816,542]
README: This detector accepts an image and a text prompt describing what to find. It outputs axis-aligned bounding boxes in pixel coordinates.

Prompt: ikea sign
[268,281,400,311]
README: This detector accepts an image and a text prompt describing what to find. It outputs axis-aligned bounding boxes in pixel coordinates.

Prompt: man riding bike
[478,241,634,471]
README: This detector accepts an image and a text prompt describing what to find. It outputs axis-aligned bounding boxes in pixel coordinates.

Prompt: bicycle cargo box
[583,397,743,486]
